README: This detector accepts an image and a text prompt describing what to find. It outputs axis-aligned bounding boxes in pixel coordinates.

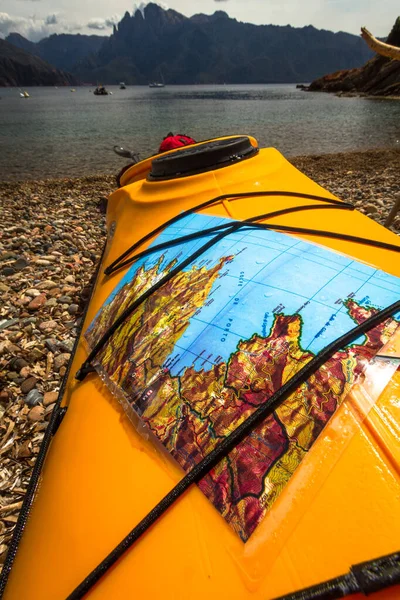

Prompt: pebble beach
[0,147,399,571]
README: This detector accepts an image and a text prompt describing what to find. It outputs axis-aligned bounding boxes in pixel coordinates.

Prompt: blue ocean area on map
[108,213,400,376]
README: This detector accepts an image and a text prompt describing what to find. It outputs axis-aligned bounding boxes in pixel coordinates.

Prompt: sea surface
[0,84,399,181]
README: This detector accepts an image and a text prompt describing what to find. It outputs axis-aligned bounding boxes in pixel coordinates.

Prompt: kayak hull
[3,138,400,600]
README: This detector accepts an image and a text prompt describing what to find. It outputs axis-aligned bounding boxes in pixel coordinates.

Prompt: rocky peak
[6,33,36,54]
[386,16,400,48]
[212,11,229,20]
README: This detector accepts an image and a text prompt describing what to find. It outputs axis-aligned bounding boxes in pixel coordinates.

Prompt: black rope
[273,573,359,599]
[0,240,108,599]
[67,299,400,600]
[106,202,355,275]
[273,550,400,599]
[104,190,352,275]
[253,223,400,254]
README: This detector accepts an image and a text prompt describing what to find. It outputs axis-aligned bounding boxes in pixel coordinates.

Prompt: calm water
[0,84,399,181]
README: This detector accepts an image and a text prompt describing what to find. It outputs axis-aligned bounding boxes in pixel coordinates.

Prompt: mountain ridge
[4,4,373,85]
[0,38,76,87]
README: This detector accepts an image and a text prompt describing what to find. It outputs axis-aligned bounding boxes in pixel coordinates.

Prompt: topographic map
[86,213,400,541]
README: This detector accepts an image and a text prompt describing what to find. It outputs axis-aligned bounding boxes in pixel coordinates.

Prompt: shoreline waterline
[1,146,399,187]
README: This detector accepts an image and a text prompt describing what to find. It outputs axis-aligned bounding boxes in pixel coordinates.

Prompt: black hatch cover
[148,136,258,181]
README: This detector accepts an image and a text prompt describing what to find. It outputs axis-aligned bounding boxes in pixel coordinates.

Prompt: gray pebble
[0,318,20,331]
[25,389,43,407]
[45,339,59,353]
[68,304,79,315]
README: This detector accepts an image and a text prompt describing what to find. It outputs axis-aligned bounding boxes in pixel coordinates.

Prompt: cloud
[0,11,82,41]
[87,15,121,30]
[133,2,169,16]
[44,14,58,25]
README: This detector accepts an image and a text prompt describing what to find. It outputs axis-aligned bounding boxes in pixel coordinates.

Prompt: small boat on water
[93,86,109,96]
[70,88,76,93]
[19,91,30,98]
[2,135,400,600]
[119,82,126,89]
[149,70,165,88]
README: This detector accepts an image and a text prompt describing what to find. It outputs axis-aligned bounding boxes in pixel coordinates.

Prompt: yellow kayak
[2,136,400,600]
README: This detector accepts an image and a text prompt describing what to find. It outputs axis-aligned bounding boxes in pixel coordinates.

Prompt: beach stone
[58,296,72,304]
[25,288,41,297]
[47,288,61,297]
[54,353,71,370]
[45,339,59,353]
[58,340,73,353]
[45,298,58,307]
[21,377,38,394]
[39,320,58,332]
[20,366,31,378]
[68,304,79,315]
[25,389,43,407]
[0,251,18,261]
[7,371,19,381]
[0,390,10,402]
[45,403,56,418]
[22,317,37,325]
[43,391,58,406]
[2,342,21,354]
[18,441,32,457]
[0,318,19,331]
[28,405,45,422]
[13,258,28,271]
[28,348,44,360]
[0,283,10,292]
[38,280,58,290]
[364,203,379,214]
[65,275,75,284]
[28,294,46,310]
[2,267,15,276]
[9,357,28,372]
[36,259,51,266]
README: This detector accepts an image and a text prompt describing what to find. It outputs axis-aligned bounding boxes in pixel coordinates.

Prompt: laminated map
[86,213,400,541]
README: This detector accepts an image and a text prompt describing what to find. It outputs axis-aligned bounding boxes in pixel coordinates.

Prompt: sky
[0,0,398,43]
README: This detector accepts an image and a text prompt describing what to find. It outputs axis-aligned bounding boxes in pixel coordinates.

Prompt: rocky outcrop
[0,39,76,87]
[309,17,400,96]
